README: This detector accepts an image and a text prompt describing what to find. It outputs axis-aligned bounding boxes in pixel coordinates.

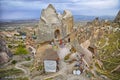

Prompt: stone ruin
[37,4,73,43]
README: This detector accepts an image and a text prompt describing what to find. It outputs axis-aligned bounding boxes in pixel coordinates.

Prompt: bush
[64,54,71,60]
[37,65,43,71]
[14,34,20,36]
[8,45,12,48]
[15,47,29,55]
[11,60,17,64]
[18,44,25,48]
[25,57,31,61]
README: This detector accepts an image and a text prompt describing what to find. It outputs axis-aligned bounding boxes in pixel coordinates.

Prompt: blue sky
[0,0,120,20]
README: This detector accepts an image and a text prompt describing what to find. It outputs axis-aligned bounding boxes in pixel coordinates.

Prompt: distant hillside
[0,19,39,28]
[0,19,39,23]
[0,15,115,23]
[74,15,115,21]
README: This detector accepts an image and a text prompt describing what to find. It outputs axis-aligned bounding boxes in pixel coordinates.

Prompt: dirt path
[14,58,33,80]
[15,59,32,76]
[15,45,35,80]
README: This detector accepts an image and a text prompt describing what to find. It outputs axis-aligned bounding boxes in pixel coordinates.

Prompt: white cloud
[81,0,119,9]
[0,0,119,20]
[53,0,119,16]
[1,0,46,10]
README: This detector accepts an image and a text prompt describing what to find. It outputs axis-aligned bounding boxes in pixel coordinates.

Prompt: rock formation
[62,10,74,34]
[92,17,100,26]
[114,10,120,24]
[37,4,73,43]
[40,4,60,24]
[0,36,12,64]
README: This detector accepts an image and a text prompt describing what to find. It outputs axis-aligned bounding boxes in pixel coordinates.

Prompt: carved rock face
[40,4,60,24]
[114,10,120,23]
[37,4,73,43]
[0,37,12,64]
[0,52,9,64]
[62,10,73,34]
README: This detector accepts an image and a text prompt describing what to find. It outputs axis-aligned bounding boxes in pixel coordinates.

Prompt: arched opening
[68,38,70,42]
[54,29,60,39]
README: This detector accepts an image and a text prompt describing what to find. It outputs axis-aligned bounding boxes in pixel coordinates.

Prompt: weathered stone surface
[71,39,92,66]
[0,52,9,64]
[40,4,60,24]
[0,36,12,64]
[114,10,120,24]
[37,4,73,43]
[62,10,73,34]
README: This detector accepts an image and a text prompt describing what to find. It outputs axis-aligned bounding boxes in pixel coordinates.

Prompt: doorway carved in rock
[54,29,60,39]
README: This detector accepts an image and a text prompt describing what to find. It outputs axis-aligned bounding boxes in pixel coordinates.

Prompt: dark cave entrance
[54,29,60,39]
